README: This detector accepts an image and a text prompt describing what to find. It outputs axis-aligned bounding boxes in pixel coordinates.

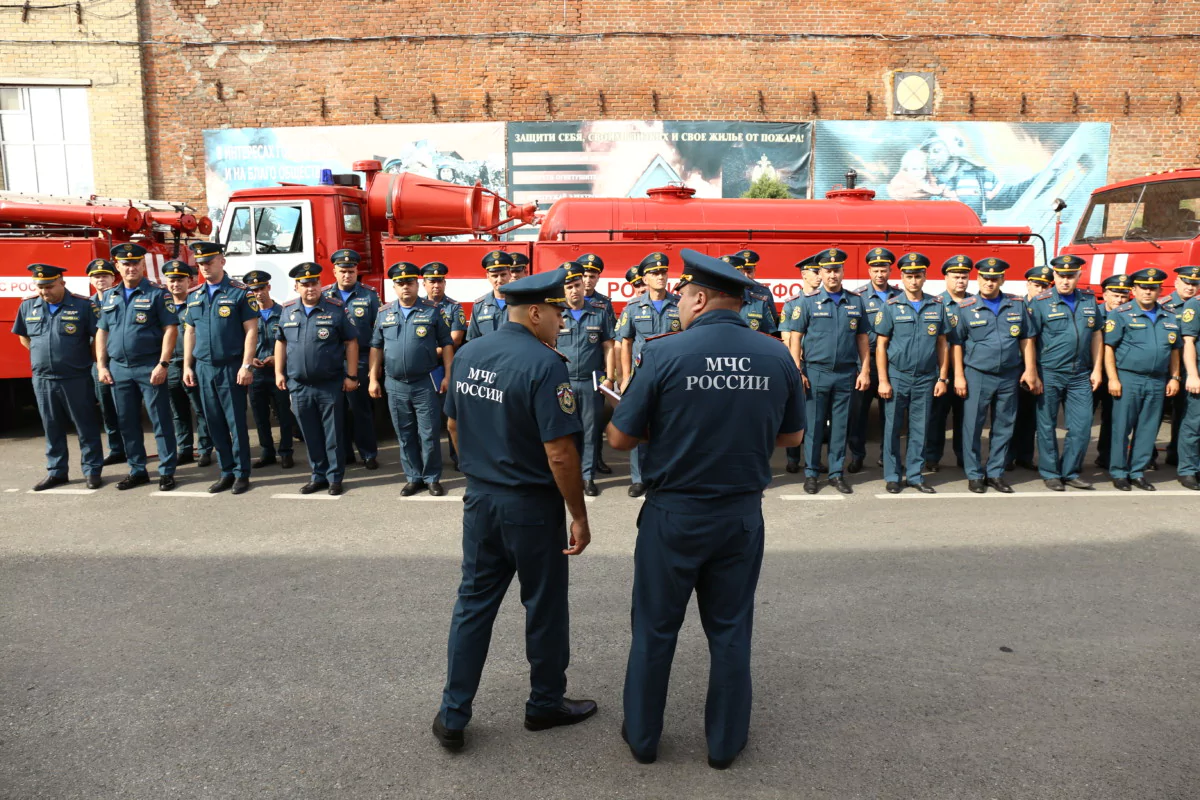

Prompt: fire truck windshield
[1074,178,1200,245]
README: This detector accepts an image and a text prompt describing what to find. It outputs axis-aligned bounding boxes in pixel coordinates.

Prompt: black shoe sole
[431,716,464,751]
[524,705,597,731]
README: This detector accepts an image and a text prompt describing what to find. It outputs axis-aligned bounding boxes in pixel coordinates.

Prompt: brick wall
[0,0,151,198]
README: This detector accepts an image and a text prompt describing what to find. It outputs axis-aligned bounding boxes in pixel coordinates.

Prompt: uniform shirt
[1160,290,1192,315]
[11,292,96,378]
[466,293,509,341]
[445,321,582,492]
[169,302,189,364]
[779,289,820,334]
[585,291,617,333]
[938,290,974,330]
[1103,302,1182,378]
[96,278,179,366]
[950,293,1031,375]
[429,295,468,337]
[557,305,612,380]
[857,284,902,351]
[614,293,681,359]
[873,294,951,375]
[1179,297,1200,342]
[747,280,779,326]
[275,296,358,384]
[371,298,452,381]
[792,287,868,370]
[323,282,380,363]
[740,291,777,334]
[1027,287,1102,373]
[610,308,805,514]
[252,303,284,384]
[183,273,258,366]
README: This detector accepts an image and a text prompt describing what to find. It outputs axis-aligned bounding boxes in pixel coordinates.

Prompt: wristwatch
[158,360,169,369]
[1169,375,1182,381]
[346,373,359,382]
[937,377,950,384]
[241,363,252,370]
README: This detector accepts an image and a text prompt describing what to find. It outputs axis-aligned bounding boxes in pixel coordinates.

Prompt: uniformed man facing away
[434,268,595,752]
[182,241,258,494]
[1161,265,1200,467]
[557,262,616,496]
[789,248,870,494]
[607,249,805,769]
[12,264,104,490]
[369,262,454,497]
[274,262,360,496]
[779,253,824,474]
[162,260,212,467]
[576,253,617,475]
[244,270,295,469]
[923,255,974,472]
[1104,268,1182,491]
[950,258,1040,494]
[323,249,380,470]
[732,248,780,330]
[466,250,514,341]
[1027,255,1103,491]
[721,253,776,334]
[1009,265,1053,471]
[615,252,681,497]
[1093,274,1133,470]
[86,259,126,466]
[848,247,902,473]
[509,251,530,280]
[95,242,180,491]
[1177,287,1200,490]
[874,253,950,494]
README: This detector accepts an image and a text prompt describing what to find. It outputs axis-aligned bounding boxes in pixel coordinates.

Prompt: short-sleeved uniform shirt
[950,293,1031,374]
[1027,288,1101,373]
[793,287,868,370]
[466,293,509,341]
[610,309,805,514]
[857,284,902,351]
[12,292,96,378]
[371,298,453,380]
[1179,297,1200,342]
[557,304,612,381]
[873,293,951,375]
[96,278,179,366]
[614,293,681,359]
[323,282,380,364]
[252,303,284,383]
[183,274,258,366]
[1103,302,1182,378]
[445,321,582,491]
[740,291,777,334]
[275,297,358,384]
[747,280,779,326]
[429,295,468,338]
[585,291,618,333]
[1161,290,1192,316]
[779,289,820,335]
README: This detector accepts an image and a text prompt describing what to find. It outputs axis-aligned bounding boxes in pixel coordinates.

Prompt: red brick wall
[142,0,1200,207]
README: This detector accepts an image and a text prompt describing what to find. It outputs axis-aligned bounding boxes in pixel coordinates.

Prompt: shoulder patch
[959,297,978,308]
[1035,289,1053,301]
[324,296,344,307]
[646,331,681,342]
[886,295,901,305]
[1115,301,1133,312]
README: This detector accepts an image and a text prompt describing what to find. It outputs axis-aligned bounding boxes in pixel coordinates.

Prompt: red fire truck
[1059,167,1200,291]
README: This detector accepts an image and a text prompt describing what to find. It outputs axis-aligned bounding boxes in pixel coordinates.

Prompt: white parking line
[26,488,96,495]
[778,494,846,501]
[270,493,342,500]
[873,489,1200,499]
[5,488,20,493]
[405,496,462,502]
[159,491,216,498]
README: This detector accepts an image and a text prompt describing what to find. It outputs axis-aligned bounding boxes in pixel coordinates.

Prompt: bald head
[678,283,742,329]
[509,301,561,344]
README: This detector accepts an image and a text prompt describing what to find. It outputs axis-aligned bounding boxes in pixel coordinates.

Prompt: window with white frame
[0,86,94,195]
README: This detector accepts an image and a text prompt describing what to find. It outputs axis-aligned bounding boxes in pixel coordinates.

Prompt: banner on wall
[813,121,1111,263]
[201,122,507,229]
[507,120,812,235]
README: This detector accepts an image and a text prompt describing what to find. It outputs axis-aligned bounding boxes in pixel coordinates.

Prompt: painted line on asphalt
[405,496,463,502]
[270,493,342,500]
[778,494,846,501]
[5,488,20,492]
[26,488,96,495]
[872,489,1200,499]
[159,491,217,498]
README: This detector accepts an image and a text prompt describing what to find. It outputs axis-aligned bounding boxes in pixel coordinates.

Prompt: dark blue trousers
[33,374,104,478]
[92,363,124,458]
[1011,385,1038,464]
[109,360,177,477]
[248,377,294,459]
[1110,372,1165,480]
[848,361,882,461]
[882,371,934,485]
[570,378,602,480]
[385,376,442,484]
[624,500,765,762]
[962,366,1019,481]
[340,360,377,462]
[804,366,855,479]
[440,489,569,729]
[290,380,345,484]
[1035,369,1093,481]
[167,362,212,457]
[196,362,252,479]
[1178,390,1200,477]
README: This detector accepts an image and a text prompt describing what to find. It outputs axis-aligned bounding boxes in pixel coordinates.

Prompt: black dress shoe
[400,481,426,497]
[428,482,446,496]
[1064,478,1095,490]
[117,473,150,491]
[923,461,940,473]
[596,459,613,475]
[231,478,251,495]
[803,477,820,495]
[910,482,936,494]
[986,477,1014,494]
[86,475,103,490]
[1044,478,1065,492]
[708,741,747,770]
[208,475,235,494]
[176,452,195,466]
[252,456,277,469]
[1178,475,1200,491]
[33,474,69,492]
[968,479,987,494]
[523,698,598,731]
[829,476,852,494]
[197,452,213,467]
[584,480,599,497]
[300,480,329,495]
[785,460,801,474]
[620,721,656,764]
[364,457,379,471]
[281,454,295,469]
[1131,477,1155,491]
[845,458,864,474]
[328,483,344,496]
[159,476,176,492]
[628,483,646,498]
[431,713,464,751]
[885,481,903,494]
[102,453,126,467]
[1112,478,1131,491]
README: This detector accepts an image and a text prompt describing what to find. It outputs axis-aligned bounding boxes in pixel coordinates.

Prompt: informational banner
[201,122,507,228]
[813,121,1111,263]
[507,121,812,235]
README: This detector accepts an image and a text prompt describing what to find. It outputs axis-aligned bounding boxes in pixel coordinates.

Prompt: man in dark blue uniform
[434,268,595,752]
[608,249,805,769]
[324,249,380,470]
[950,258,1040,493]
[721,253,776,334]
[733,248,780,330]
[1027,255,1103,491]
[1009,265,1053,471]
[369,262,454,497]
[780,253,824,474]
[1094,274,1133,469]
[466,251,514,341]
[244,270,295,469]
[924,255,974,472]
[162,259,212,467]
[625,265,645,296]
[182,241,259,494]
[1177,288,1200,489]
[1160,265,1200,467]
[509,251,530,279]
[848,247,901,473]
[12,264,104,490]
[1104,268,1182,490]
[95,242,180,491]
[577,253,617,476]
[86,259,126,466]
[274,263,360,496]
[790,248,870,494]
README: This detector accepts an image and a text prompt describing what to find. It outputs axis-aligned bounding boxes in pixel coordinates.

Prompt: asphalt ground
[1,415,1198,800]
